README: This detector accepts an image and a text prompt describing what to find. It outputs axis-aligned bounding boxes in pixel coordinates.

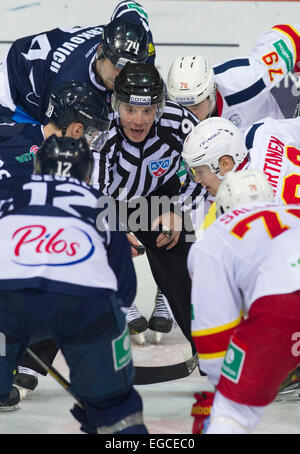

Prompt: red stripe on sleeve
[193,326,236,356]
[272,24,300,68]
[216,90,223,117]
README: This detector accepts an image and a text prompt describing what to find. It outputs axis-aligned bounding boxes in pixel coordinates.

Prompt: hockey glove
[191,391,215,434]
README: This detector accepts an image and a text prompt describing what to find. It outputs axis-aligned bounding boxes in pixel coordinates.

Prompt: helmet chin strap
[208,100,217,118]
[92,53,106,87]
[207,88,217,118]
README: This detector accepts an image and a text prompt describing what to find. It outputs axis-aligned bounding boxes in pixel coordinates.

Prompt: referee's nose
[132,110,146,125]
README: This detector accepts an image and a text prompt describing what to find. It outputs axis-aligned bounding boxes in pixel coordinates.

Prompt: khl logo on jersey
[12,224,95,266]
[149,158,171,177]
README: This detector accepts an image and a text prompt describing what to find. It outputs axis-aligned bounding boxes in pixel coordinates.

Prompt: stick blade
[134,353,198,385]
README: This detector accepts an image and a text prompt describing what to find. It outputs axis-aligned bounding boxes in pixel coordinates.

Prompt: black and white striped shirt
[99,100,201,203]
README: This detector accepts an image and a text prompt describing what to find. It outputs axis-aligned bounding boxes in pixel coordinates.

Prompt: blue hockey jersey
[0,26,105,123]
[0,3,156,124]
[0,122,44,191]
[0,175,136,307]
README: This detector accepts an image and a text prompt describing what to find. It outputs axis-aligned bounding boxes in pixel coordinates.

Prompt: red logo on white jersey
[11,225,94,266]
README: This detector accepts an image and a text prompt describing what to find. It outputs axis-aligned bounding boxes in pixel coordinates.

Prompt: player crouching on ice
[0,135,147,434]
[188,169,300,434]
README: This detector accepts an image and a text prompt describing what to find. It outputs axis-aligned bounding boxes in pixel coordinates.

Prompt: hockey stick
[27,346,198,394]
[26,347,84,409]
[134,352,199,385]
[293,98,300,118]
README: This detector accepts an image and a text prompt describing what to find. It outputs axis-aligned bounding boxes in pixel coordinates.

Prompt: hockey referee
[99,62,204,354]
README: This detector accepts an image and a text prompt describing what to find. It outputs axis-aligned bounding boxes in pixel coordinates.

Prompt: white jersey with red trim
[214,24,300,131]
[245,117,300,203]
[188,202,300,385]
[193,116,300,232]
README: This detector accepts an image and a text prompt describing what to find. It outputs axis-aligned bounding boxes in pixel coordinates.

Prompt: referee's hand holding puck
[152,212,182,250]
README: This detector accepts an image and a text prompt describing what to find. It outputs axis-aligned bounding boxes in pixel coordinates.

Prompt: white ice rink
[1,254,299,435]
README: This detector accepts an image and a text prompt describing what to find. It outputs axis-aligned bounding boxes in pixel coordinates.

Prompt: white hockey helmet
[216,169,275,217]
[167,56,216,110]
[182,117,248,175]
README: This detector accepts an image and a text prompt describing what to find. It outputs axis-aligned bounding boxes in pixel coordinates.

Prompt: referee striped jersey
[99,100,201,202]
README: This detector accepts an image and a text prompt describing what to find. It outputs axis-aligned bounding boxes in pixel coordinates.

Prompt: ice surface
[0,255,299,434]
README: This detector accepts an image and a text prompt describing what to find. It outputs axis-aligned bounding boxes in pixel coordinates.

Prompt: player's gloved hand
[70,403,97,434]
[126,233,145,258]
[191,391,215,434]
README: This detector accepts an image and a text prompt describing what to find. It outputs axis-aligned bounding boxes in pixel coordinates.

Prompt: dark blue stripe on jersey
[4,205,102,235]
[12,106,40,124]
[245,122,264,150]
[0,277,116,299]
[224,78,266,107]
[214,58,250,75]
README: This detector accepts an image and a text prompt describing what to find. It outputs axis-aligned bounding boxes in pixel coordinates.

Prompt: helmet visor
[102,44,131,69]
[183,161,197,183]
[84,126,109,152]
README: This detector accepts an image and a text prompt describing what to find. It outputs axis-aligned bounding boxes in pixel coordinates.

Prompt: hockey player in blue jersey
[0,80,111,406]
[110,1,155,62]
[0,80,110,194]
[0,1,154,124]
[0,134,147,434]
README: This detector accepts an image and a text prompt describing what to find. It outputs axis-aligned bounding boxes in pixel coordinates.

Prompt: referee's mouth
[128,128,146,142]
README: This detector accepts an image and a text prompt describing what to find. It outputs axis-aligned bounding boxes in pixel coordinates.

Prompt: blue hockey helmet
[34,135,94,183]
[46,81,110,152]
[100,18,148,69]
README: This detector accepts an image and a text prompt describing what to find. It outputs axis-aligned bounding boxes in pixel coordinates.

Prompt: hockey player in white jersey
[181,115,300,207]
[188,169,300,434]
[167,24,300,130]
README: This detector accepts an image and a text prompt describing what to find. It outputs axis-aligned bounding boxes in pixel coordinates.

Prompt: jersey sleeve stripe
[272,24,300,67]
[193,335,232,359]
[225,78,266,107]
[216,90,224,116]
[213,58,250,75]
[192,323,240,359]
[245,122,264,150]
[196,202,217,237]
[192,312,243,336]
[197,351,227,360]
[11,106,40,124]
